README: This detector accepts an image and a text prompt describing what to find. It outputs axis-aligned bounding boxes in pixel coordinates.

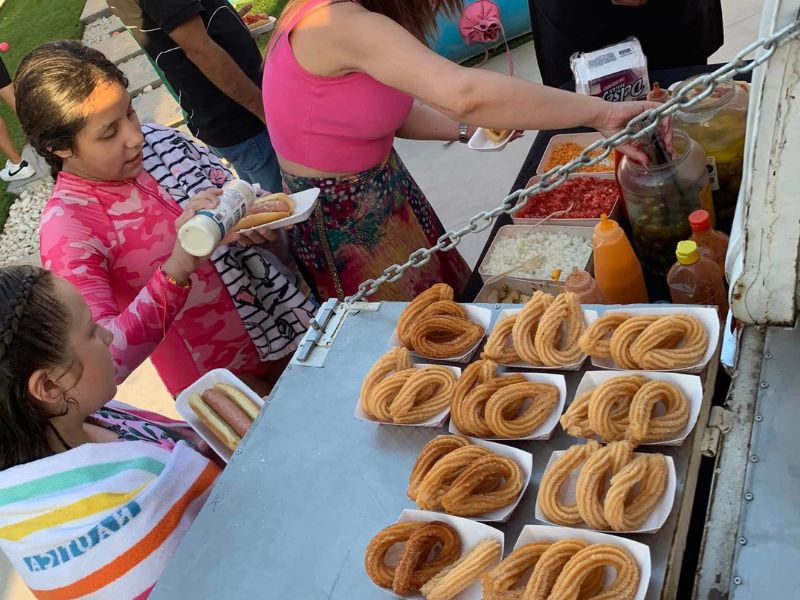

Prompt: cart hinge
[292,300,382,367]
[701,406,736,457]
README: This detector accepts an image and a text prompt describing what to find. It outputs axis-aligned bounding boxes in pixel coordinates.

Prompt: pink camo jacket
[40,169,263,396]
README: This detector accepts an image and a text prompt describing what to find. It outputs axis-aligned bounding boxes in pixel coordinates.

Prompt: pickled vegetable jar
[618,130,713,275]
[673,77,747,227]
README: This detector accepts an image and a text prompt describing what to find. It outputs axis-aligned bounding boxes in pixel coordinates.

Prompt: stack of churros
[560,375,690,444]
[397,283,485,359]
[360,348,457,424]
[482,537,640,600]
[538,440,670,532]
[579,312,709,370]
[483,292,587,367]
[365,521,501,599]
[450,359,560,438]
[408,436,525,517]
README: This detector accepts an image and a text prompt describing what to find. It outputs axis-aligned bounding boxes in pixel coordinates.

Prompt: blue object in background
[430,0,532,63]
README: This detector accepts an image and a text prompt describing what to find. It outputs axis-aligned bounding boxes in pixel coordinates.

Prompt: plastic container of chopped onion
[536,132,616,175]
[478,224,594,294]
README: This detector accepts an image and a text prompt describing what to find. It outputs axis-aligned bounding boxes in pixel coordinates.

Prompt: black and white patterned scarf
[141,123,315,361]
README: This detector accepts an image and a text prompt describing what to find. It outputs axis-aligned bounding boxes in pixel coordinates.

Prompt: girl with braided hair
[0,265,220,598]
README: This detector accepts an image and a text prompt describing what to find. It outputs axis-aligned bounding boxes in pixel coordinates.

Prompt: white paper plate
[355,364,461,427]
[448,372,566,441]
[247,15,276,37]
[175,368,265,463]
[571,370,703,445]
[590,306,720,374]
[388,305,492,364]
[489,308,598,371]
[534,450,677,534]
[512,525,652,600]
[376,509,504,600]
[467,127,514,152]
[412,436,533,523]
[236,187,320,232]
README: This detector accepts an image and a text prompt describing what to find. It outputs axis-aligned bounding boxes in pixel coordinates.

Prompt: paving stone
[88,30,143,64]
[133,86,184,128]
[80,0,111,23]
[121,54,163,96]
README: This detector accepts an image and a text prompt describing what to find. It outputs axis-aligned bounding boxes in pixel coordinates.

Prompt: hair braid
[0,273,41,361]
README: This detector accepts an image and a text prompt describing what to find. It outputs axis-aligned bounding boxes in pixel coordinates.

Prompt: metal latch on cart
[701,406,735,457]
[292,299,381,367]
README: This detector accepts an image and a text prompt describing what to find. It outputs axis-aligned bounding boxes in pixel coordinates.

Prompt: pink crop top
[262,0,414,173]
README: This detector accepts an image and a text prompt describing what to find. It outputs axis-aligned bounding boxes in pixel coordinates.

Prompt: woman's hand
[593,100,672,164]
[163,188,224,283]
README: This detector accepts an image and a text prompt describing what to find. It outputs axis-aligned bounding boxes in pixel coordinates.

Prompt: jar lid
[689,210,711,232]
[676,240,700,265]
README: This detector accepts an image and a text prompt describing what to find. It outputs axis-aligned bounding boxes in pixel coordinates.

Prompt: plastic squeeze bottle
[689,209,729,277]
[592,214,649,304]
[647,82,669,103]
[178,179,257,257]
[564,266,606,304]
[667,240,729,318]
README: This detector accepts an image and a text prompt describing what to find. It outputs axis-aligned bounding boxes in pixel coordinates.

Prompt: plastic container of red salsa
[512,173,621,227]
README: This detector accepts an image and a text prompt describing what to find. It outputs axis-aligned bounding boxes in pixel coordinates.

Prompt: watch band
[458,123,470,144]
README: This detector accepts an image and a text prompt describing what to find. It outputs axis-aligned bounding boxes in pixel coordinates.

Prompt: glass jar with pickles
[618,130,714,275]
[673,77,748,228]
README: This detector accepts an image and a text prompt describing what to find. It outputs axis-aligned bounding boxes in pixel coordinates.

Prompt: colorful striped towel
[0,437,219,599]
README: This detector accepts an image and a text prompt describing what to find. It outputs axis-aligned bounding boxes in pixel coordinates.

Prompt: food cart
[150,3,800,598]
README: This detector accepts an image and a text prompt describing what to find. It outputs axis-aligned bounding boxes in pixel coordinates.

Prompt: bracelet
[160,266,191,289]
[458,122,470,144]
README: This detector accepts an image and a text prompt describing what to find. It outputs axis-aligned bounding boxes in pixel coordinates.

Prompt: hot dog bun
[234,192,294,231]
[188,393,242,451]
[213,383,260,421]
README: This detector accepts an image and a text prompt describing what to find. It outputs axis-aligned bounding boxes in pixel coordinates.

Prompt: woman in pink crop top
[264,0,666,301]
[17,42,315,397]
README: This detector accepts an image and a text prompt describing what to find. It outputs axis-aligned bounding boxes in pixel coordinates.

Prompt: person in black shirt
[528,0,724,88]
[109,0,282,192]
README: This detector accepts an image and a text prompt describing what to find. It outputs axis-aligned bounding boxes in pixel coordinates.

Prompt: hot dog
[234,192,294,231]
[188,383,261,451]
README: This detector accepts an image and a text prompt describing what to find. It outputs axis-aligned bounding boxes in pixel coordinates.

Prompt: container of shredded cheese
[537,132,615,175]
[478,225,594,294]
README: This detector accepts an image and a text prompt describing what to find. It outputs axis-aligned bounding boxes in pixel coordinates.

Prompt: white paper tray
[237,187,320,232]
[355,364,461,427]
[467,127,514,151]
[375,509,504,600]
[448,372,566,441]
[175,368,264,463]
[536,132,615,175]
[534,450,677,534]
[572,370,703,445]
[487,308,598,371]
[388,304,492,363]
[590,306,721,374]
[512,525,652,600]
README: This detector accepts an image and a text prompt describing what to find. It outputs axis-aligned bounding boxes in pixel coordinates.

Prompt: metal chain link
[343,20,800,304]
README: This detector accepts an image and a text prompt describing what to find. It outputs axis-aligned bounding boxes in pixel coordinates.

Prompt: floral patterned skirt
[283,150,471,302]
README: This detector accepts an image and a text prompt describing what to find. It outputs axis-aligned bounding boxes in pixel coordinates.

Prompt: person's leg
[0,117,22,165]
[210,129,283,193]
[0,83,16,113]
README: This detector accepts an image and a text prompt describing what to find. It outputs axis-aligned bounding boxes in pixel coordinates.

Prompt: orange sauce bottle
[592,214,649,304]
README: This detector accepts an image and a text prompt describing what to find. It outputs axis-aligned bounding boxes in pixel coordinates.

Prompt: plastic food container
[478,224,594,295]
[537,132,615,175]
[512,173,622,228]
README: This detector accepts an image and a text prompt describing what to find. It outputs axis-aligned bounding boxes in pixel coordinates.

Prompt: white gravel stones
[0,179,53,266]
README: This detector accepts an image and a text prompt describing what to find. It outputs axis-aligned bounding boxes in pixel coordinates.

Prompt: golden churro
[397,283,454,347]
[481,542,550,599]
[548,543,639,600]
[410,314,485,359]
[441,454,524,516]
[512,292,554,364]
[421,538,502,600]
[627,380,690,444]
[604,453,669,531]
[559,390,595,439]
[365,369,415,422]
[390,366,456,424]
[408,436,471,502]
[630,314,708,370]
[415,445,491,511]
[587,376,647,442]
[360,347,411,408]
[451,376,526,438]
[575,441,634,530]
[609,315,659,369]
[538,441,602,526]
[534,292,587,367]
[525,539,595,600]
[483,315,521,364]
[578,313,631,359]
[485,381,559,438]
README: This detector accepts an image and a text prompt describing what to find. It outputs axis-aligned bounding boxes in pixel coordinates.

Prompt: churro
[483,315,521,364]
[397,283,454,347]
[485,381,559,438]
[548,543,639,600]
[609,315,659,369]
[421,538,502,600]
[627,380,690,444]
[578,313,631,359]
[441,454,524,516]
[604,453,669,531]
[538,441,602,526]
[630,314,708,370]
[408,435,471,502]
[575,441,634,530]
[586,376,647,442]
[511,292,554,364]
[534,292,587,367]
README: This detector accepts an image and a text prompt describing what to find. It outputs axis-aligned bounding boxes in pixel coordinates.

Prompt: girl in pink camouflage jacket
[16,42,314,397]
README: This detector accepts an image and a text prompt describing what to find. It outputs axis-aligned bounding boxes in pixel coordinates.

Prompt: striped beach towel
[0,435,219,599]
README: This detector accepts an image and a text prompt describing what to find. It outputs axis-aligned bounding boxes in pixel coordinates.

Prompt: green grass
[0,0,84,233]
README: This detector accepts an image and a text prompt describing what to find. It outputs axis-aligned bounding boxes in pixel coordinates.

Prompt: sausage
[201,388,252,437]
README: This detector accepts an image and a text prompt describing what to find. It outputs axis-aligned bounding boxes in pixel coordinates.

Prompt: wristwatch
[458,123,470,144]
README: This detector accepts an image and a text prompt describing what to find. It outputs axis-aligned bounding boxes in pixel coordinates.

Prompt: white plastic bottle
[178,179,257,257]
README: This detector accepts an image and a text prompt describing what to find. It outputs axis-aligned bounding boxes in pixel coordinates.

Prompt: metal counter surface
[151,302,717,599]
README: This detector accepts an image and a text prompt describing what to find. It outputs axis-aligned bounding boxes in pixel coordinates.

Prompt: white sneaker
[0,160,36,182]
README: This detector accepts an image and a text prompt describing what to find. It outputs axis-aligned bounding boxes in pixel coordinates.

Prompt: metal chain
[343,20,800,304]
